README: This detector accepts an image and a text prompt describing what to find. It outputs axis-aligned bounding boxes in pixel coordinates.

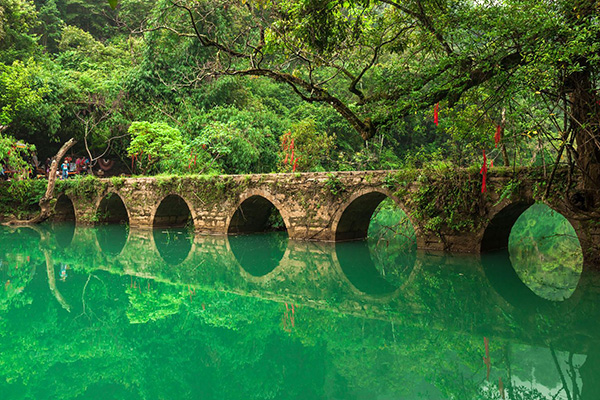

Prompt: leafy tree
[0,59,48,128]
[278,119,335,172]
[127,121,186,174]
[194,106,281,174]
[0,0,39,62]
[0,133,35,176]
[35,0,64,53]
[148,0,600,186]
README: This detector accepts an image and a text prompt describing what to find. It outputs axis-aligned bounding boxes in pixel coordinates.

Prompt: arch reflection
[509,203,583,301]
[52,222,75,249]
[228,232,288,277]
[153,228,193,266]
[96,224,129,256]
[335,241,398,296]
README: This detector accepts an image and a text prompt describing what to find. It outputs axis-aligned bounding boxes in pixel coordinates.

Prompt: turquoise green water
[0,221,599,400]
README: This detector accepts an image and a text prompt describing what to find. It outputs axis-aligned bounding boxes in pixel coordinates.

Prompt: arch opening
[482,203,583,304]
[96,193,129,224]
[153,195,193,265]
[53,194,75,222]
[228,195,288,276]
[336,192,416,242]
[153,195,193,229]
[51,195,76,248]
[228,195,287,234]
[336,197,417,295]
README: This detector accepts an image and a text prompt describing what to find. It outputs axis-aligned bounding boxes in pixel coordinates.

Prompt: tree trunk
[570,81,600,191]
[45,250,71,312]
[3,138,77,225]
[565,1,600,192]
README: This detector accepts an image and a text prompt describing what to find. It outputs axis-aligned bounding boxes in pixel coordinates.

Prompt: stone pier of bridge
[53,169,600,268]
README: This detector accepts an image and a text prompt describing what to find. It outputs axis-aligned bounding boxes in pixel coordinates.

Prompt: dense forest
[0,0,599,180]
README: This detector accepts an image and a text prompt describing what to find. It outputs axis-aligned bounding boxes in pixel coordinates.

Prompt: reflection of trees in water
[1,225,600,399]
[509,204,583,302]
[0,227,40,312]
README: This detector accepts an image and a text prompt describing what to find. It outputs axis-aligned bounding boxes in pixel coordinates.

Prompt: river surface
[1,223,599,400]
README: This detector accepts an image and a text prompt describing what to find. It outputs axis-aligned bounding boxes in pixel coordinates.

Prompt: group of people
[55,156,90,180]
[0,154,93,181]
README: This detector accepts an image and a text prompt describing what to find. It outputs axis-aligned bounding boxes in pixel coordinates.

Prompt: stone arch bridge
[54,169,600,267]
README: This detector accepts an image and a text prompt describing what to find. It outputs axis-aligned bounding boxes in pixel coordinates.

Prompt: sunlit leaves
[0,59,48,126]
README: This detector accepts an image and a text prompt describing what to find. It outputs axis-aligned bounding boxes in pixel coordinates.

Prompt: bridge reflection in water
[0,224,599,399]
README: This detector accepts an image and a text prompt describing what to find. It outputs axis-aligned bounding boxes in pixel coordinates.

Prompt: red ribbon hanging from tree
[434,103,439,126]
[292,157,298,172]
[483,336,491,380]
[494,125,502,147]
[282,132,289,150]
[480,150,488,193]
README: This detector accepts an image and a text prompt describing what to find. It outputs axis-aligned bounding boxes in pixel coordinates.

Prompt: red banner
[480,150,488,193]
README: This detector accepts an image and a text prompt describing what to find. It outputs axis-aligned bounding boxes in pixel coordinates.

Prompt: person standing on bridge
[61,160,69,180]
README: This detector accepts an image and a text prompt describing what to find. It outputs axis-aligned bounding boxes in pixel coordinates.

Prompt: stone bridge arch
[481,198,590,264]
[53,193,76,222]
[152,194,196,229]
[480,199,588,310]
[331,187,418,242]
[226,189,291,235]
[95,192,130,224]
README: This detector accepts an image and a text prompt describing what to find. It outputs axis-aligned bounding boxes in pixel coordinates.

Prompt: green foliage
[1,0,599,182]
[60,174,102,197]
[127,121,185,174]
[0,59,48,126]
[410,169,480,234]
[495,178,521,206]
[190,106,281,174]
[0,178,46,217]
[110,175,125,189]
[35,0,64,53]
[324,173,345,196]
[279,119,335,172]
[0,133,35,177]
[0,0,39,62]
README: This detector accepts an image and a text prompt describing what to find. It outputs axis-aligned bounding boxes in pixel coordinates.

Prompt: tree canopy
[0,0,597,193]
